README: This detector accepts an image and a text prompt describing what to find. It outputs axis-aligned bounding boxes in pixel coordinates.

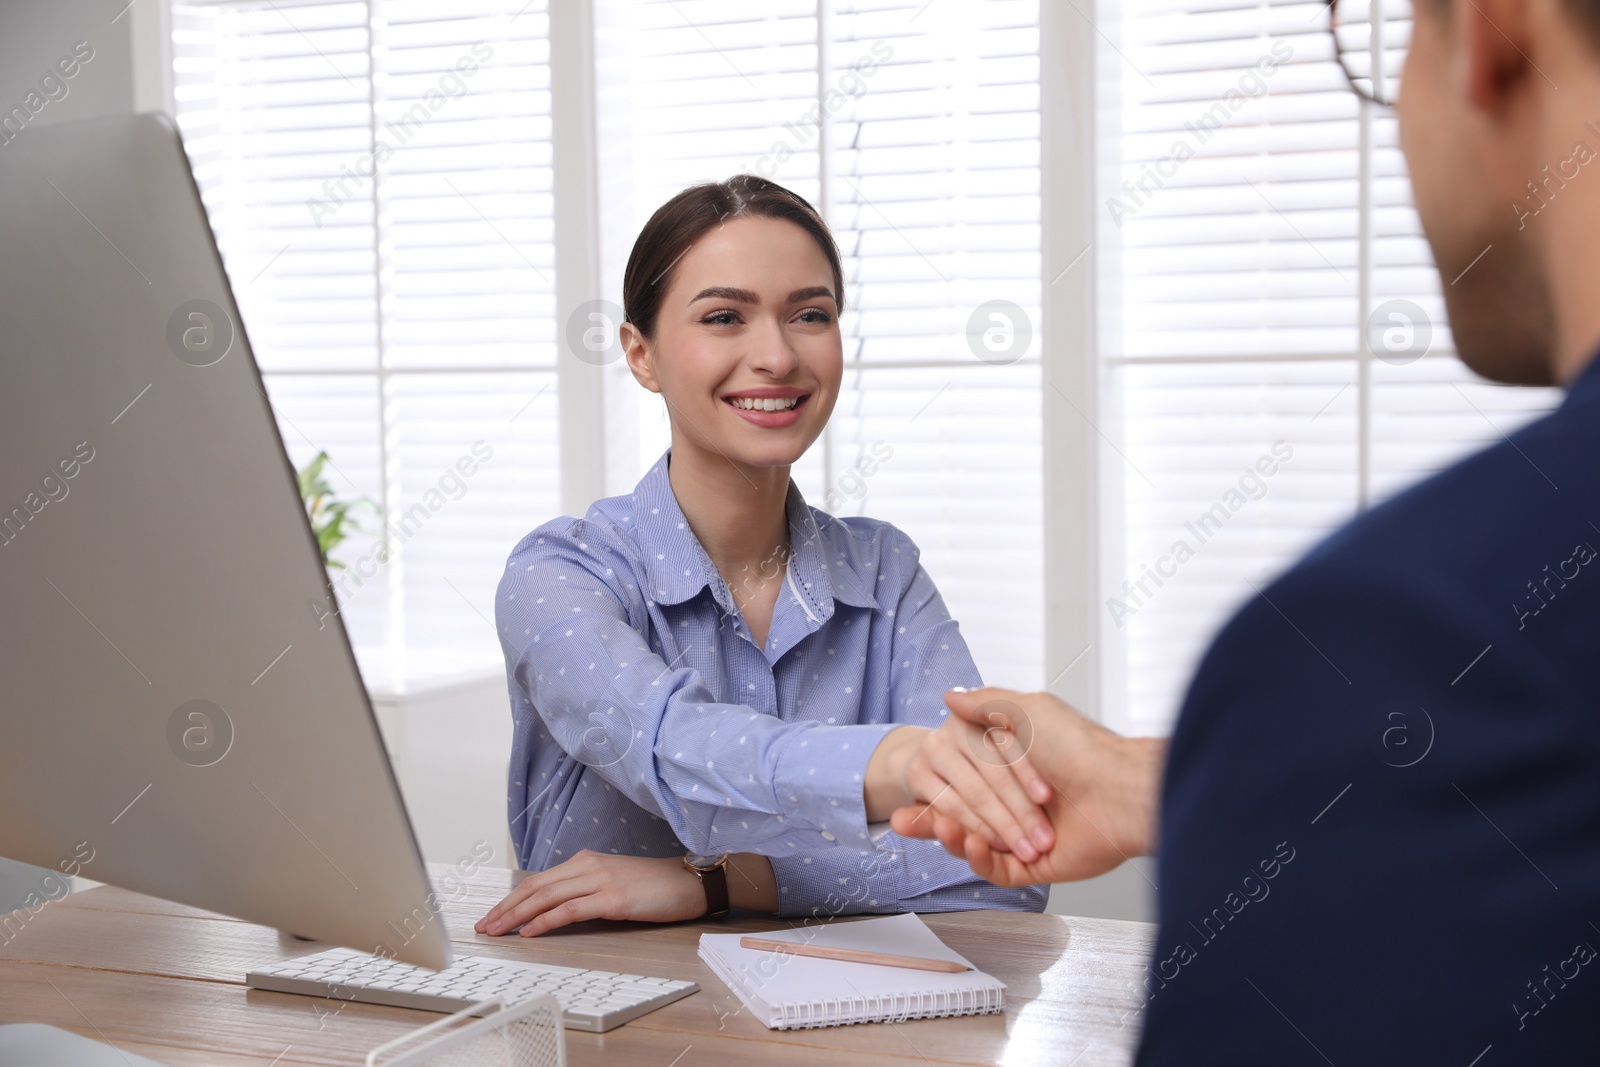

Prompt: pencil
[739,936,970,973]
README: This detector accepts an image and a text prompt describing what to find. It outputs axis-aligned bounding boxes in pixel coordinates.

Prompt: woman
[478,176,1053,938]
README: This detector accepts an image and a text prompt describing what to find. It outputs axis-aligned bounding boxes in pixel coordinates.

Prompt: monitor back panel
[0,114,449,970]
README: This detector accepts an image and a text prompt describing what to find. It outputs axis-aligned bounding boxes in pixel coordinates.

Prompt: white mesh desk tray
[365,996,564,1067]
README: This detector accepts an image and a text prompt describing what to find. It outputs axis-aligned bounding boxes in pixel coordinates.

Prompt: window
[171,0,559,663]
[599,0,1045,688]
[162,0,1545,734]
[169,0,1047,690]
[1101,0,1561,734]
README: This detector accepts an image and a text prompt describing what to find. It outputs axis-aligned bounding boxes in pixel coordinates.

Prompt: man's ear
[1459,0,1538,114]
[621,321,659,393]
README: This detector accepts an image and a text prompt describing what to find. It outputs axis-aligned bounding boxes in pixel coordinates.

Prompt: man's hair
[1427,0,1600,46]
[1558,0,1600,40]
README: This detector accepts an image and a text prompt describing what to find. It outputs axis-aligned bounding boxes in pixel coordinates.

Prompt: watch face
[686,853,725,869]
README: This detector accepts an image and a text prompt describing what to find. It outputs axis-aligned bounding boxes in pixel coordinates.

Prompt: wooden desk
[0,863,1155,1066]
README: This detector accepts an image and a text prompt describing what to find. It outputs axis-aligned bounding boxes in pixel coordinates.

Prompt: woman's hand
[889,686,1165,886]
[866,699,1055,863]
[474,851,706,938]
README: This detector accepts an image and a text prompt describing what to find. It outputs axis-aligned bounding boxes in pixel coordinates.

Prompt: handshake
[866,687,1167,886]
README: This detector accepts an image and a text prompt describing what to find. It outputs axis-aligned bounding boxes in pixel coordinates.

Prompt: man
[893,0,1600,1058]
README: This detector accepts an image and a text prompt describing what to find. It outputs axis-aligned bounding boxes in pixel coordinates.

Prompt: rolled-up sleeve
[770,835,1047,918]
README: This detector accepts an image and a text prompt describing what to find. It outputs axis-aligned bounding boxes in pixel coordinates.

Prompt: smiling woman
[479,176,1054,939]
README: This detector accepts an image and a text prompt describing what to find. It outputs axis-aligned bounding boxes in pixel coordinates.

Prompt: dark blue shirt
[1137,354,1600,1064]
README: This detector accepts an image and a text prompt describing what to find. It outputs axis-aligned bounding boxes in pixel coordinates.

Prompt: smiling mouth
[724,394,810,412]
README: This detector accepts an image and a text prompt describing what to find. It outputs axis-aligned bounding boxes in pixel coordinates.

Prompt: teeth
[730,396,799,412]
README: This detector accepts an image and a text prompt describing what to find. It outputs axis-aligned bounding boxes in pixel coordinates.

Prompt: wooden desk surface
[0,863,1155,1066]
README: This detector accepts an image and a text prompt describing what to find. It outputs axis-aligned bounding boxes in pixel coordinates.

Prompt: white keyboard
[245,946,699,1033]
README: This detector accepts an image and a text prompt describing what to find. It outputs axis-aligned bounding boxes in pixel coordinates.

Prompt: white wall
[361,655,518,873]
[1048,857,1155,923]
[0,0,135,131]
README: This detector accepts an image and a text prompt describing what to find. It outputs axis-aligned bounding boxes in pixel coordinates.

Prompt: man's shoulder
[1170,396,1600,791]
[1220,396,1596,661]
[1301,398,1589,590]
[1140,395,1600,1064]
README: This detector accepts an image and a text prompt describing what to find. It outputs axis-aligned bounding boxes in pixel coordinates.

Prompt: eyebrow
[688,285,836,306]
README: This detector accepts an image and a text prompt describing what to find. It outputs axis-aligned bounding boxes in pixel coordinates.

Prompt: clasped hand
[892,686,1164,887]
[867,692,1055,863]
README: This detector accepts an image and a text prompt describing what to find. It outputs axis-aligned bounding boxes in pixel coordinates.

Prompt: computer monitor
[0,113,450,970]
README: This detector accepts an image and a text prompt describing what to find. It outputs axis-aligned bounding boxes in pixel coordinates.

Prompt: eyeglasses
[1330,0,1413,107]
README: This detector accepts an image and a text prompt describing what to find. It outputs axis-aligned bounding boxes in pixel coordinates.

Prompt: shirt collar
[630,450,718,607]
[785,478,881,614]
[630,449,880,614]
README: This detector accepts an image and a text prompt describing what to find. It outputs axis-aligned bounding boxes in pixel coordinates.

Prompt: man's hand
[888,687,1165,886]
[866,713,1055,863]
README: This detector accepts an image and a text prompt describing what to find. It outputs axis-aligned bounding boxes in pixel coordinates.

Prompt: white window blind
[1105,0,1561,735]
[171,0,560,666]
[599,0,1045,689]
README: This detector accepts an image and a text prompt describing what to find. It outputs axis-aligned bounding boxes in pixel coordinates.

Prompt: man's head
[1399,0,1600,385]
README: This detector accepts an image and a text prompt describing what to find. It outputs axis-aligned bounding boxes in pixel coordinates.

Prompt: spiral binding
[774,983,1003,1029]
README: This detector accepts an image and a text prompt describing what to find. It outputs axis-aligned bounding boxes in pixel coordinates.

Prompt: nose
[744,313,800,379]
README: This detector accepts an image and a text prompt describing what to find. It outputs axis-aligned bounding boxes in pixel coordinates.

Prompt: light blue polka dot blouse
[495,448,1046,918]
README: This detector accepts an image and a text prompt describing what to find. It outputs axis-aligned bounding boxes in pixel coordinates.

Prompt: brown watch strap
[684,854,731,919]
[700,862,730,919]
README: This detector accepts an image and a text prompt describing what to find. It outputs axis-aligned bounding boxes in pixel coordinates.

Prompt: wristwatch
[681,852,731,919]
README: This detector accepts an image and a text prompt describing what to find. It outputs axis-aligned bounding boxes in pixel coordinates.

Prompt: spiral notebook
[698,913,1005,1030]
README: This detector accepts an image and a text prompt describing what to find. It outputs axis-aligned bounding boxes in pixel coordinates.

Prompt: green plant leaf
[296,451,376,568]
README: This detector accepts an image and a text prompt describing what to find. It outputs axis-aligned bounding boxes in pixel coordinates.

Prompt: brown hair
[622,175,845,339]
[1426,0,1600,46]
